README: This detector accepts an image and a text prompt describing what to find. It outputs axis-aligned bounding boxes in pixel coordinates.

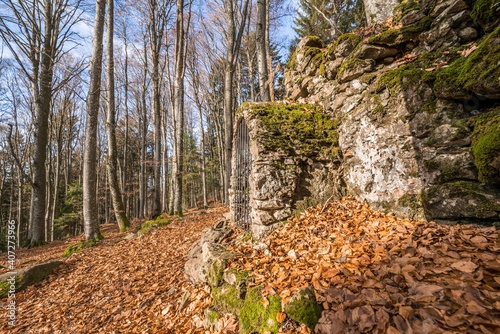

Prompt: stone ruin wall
[229,105,342,238]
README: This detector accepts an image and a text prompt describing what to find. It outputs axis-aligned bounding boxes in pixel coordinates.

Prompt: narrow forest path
[0,206,226,333]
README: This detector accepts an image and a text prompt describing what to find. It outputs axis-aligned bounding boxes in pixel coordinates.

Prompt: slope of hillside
[0,207,227,333]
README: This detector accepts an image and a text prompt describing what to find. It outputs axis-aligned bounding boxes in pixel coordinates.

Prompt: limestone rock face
[282,0,500,226]
[184,222,233,285]
[363,0,400,25]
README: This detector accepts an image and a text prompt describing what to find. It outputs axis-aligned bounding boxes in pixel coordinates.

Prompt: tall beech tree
[83,0,106,241]
[222,0,251,204]
[106,0,130,232]
[0,0,84,246]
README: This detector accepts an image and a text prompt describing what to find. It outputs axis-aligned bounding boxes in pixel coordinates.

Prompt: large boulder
[0,261,63,298]
[184,222,233,286]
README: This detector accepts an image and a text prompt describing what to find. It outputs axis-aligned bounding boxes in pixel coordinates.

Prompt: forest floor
[0,206,226,333]
[0,199,499,334]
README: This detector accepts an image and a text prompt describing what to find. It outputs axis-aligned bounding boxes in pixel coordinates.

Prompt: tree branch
[7,123,33,186]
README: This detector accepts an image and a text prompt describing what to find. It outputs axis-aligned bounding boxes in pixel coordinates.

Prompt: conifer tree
[293,0,365,43]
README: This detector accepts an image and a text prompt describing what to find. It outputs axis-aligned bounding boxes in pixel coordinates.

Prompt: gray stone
[450,10,472,28]
[420,18,459,51]
[334,38,358,58]
[431,0,468,18]
[458,27,478,41]
[400,10,426,26]
[363,0,400,25]
[339,59,375,83]
[0,261,62,298]
[353,44,398,61]
[184,226,234,285]
[383,57,395,65]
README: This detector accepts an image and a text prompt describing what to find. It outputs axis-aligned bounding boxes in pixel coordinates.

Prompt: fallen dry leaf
[451,260,478,273]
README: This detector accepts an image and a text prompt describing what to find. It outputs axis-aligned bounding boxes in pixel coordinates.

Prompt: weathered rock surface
[281,0,500,226]
[363,0,400,25]
[184,221,233,285]
[230,103,342,238]
[0,261,62,298]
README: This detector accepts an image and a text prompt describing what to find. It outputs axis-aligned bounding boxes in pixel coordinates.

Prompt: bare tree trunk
[139,43,148,218]
[256,0,269,102]
[171,0,187,216]
[222,0,250,204]
[83,0,106,241]
[121,24,130,212]
[148,0,169,218]
[106,0,130,232]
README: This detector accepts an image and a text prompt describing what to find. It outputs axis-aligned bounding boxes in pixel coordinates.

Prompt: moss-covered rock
[369,16,431,46]
[247,102,339,159]
[212,284,246,315]
[284,286,323,330]
[434,26,500,99]
[338,58,375,83]
[471,0,500,32]
[472,108,500,184]
[423,181,500,220]
[239,285,282,334]
[63,239,99,257]
[0,261,62,298]
[138,214,171,236]
[331,33,362,58]
[206,258,225,288]
[393,0,421,20]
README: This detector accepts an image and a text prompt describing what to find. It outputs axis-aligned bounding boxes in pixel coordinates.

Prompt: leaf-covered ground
[225,198,500,334]
[0,206,227,333]
[1,198,499,333]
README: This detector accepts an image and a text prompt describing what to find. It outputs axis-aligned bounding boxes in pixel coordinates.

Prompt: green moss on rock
[239,285,282,334]
[434,26,500,98]
[138,215,171,236]
[207,258,226,288]
[63,239,98,257]
[376,64,435,94]
[472,108,500,184]
[284,286,323,330]
[471,0,500,32]
[394,0,421,19]
[369,16,431,46]
[247,102,339,159]
[0,277,16,298]
[212,284,246,315]
[333,33,362,50]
